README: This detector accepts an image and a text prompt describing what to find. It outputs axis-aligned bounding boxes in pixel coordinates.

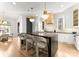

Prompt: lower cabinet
[58,33,74,44]
[75,36,79,51]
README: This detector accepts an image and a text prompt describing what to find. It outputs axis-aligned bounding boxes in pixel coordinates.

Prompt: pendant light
[42,2,48,21]
[29,8,35,22]
[29,16,35,22]
[0,8,10,26]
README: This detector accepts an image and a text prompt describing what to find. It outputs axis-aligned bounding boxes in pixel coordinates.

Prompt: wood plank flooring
[56,42,79,57]
[0,37,25,57]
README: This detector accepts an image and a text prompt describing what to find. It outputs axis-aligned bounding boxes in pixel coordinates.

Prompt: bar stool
[35,36,48,57]
[26,34,35,52]
[18,33,26,50]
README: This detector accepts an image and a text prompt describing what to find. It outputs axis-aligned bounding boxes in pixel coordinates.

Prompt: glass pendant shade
[42,2,48,20]
[28,8,35,22]
[3,21,7,24]
[42,10,48,20]
[29,18,35,22]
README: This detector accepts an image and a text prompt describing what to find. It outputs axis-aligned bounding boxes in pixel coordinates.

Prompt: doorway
[17,22,20,33]
[26,18,32,34]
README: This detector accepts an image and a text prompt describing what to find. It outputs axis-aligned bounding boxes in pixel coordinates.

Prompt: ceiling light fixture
[29,17,35,22]
[29,8,35,22]
[42,2,48,21]
[29,16,35,22]
[0,7,10,26]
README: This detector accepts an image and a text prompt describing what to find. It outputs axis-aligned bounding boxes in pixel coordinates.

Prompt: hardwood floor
[56,42,79,57]
[0,37,25,57]
[0,37,79,57]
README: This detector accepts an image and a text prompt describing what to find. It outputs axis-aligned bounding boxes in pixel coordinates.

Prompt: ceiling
[0,2,77,18]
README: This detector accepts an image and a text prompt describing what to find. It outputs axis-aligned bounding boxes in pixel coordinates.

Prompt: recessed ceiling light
[12,2,16,5]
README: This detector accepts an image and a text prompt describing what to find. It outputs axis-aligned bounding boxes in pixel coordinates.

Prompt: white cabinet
[75,36,79,51]
[58,33,74,44]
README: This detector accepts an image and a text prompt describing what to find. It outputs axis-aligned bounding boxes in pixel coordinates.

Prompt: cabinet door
[73,9,78,26]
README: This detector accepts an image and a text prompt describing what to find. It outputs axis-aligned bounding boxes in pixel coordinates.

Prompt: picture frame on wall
[73,9,78,26]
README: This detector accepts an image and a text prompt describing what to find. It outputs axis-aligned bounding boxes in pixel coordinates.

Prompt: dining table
[30,32,58,57]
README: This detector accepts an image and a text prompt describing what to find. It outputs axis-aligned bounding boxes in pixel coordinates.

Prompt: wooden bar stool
[34,36,48,57]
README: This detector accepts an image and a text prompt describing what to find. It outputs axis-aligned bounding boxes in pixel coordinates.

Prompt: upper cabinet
[73,9,78,26]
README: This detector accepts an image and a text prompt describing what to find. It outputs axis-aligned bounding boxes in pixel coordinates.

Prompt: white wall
[32,16,39,32]
[32,12,43,32]
[55,4,79,32]
[22,16,26,33]
[17,15,26,33]
[3,15,26,36]
[55,3,79,44]
[4,16,17,36]
[4,15,25,36]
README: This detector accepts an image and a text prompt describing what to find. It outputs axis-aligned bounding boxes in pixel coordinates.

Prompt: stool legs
[26,41,28,52]
[36,45,39,57]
